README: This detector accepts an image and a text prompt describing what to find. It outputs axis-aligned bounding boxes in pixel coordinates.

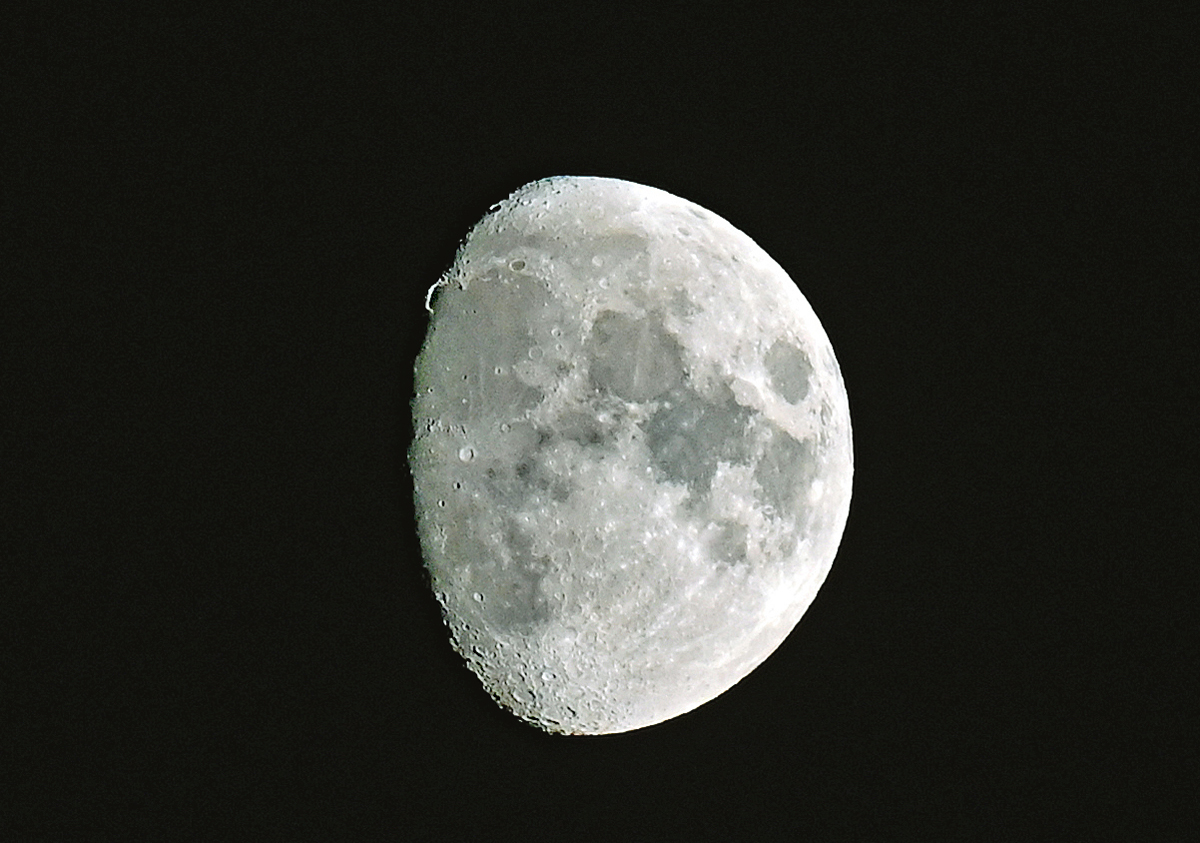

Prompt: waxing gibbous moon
[409,176,852,735]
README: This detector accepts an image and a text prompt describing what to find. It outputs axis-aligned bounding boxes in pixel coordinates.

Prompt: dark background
[4,5,1195,839]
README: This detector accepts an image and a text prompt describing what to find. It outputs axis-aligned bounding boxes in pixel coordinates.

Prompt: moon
[409,176,852,734]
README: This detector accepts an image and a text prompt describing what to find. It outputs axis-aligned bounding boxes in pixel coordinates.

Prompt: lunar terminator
[410,176,852,734]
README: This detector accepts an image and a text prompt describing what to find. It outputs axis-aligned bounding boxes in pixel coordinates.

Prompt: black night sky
[5,6,1194,839]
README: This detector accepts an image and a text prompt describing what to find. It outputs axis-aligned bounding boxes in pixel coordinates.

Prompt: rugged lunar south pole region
[409,176,852,735]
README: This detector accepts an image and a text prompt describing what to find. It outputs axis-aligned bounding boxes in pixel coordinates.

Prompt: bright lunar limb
[410,176,852,734]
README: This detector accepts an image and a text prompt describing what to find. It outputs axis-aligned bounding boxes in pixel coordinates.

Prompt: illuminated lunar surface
[409,176,852,734]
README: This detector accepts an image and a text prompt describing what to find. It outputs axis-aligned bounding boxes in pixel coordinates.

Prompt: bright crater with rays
[410,176,852,734]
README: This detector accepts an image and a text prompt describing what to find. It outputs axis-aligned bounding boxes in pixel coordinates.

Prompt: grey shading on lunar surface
[409,176,852,735]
